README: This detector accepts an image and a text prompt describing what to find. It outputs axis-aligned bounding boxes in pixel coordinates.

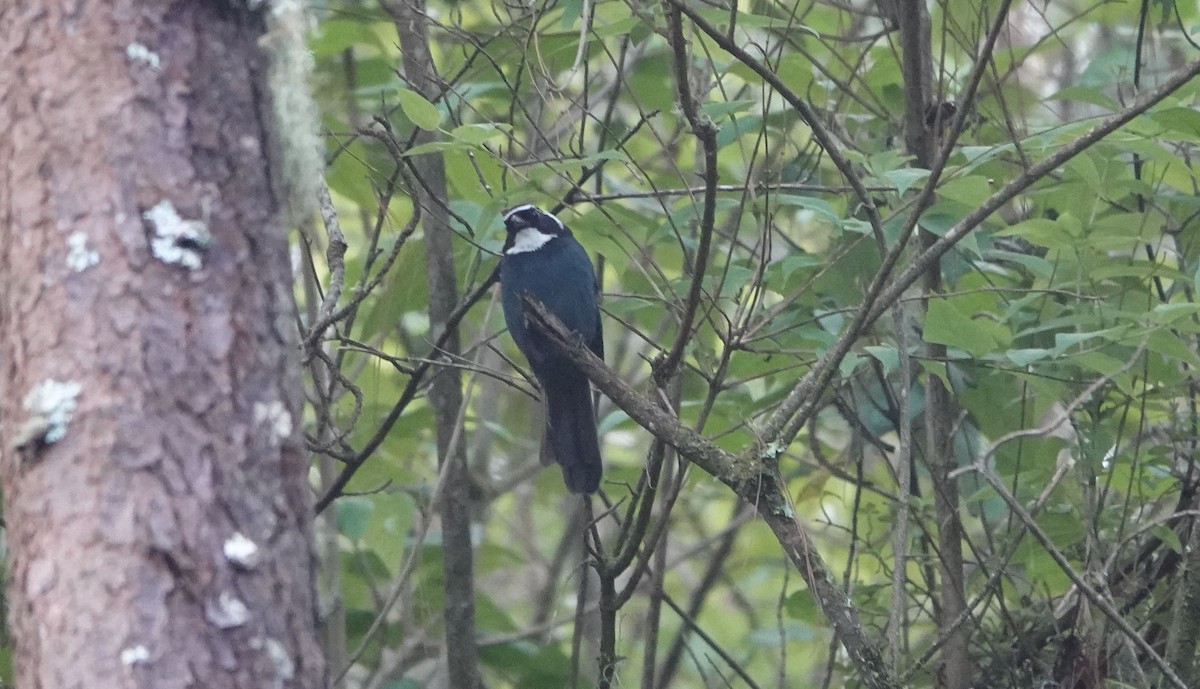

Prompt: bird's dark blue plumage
[500,205,604,493]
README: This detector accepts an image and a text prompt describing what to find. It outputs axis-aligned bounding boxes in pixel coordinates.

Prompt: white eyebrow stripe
[503,204,537,222]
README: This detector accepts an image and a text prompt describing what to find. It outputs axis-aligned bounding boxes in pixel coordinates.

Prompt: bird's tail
[541,374,602,494]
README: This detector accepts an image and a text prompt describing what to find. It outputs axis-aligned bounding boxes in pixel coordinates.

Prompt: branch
[656,0,720,383]
[303,180,419,354]
[577,181,898,202]
[311,178,348,335]
[385,0,480,687]
[758,54,1200,455]
[313,88,657,511]
[521,295,898,689]
[976,466,1188,689]
[666,0,883,239]
[863,55,1200,330]
[523,296,738,476]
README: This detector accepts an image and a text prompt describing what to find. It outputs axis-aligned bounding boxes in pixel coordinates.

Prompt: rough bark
[0,2,325,688]
[893,0,973,685]
[1165,515,1200,685]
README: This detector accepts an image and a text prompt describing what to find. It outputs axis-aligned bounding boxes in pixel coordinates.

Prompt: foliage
[301,0,1200,687]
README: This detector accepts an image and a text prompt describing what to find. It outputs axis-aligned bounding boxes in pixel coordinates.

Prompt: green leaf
[937,175,994,207]
[882,167,931,196]
[480,641,574,686]
[396,88,442,130]
[701,99,756,121]
[748,622,815,645]
[474,592,521,633]
[593,15,644,38]
[1153,524,1184,554]
[1048,85,1119,111]
[449,123,510,145]
[839,351,862,377]
[1065,153,1102,195]
[336,496,374,541]
[559,0,582,27]
[864,345,899,374]
[919,359,952,392]
[775,53,816,93]
[842,218,873,235]
[1037,507,1084,547]
[865,148,913,177]
[402,140,460,157]
[1078,45,1135,88]
[764,254,822,293]
[784,589,817,620]
[917,210,959,237]
[770,194,840,224]
[958,143,1016,174]
[716,113,763,148]
[1006,347,1052,367]
[1052,328,1122,353]
[996,215,1083,250]
[1146,328,1200,366]
[924,299,1004,356]
[1149,107,1200,140]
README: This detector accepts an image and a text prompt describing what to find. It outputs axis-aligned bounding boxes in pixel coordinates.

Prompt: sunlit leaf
[396,87,442,130]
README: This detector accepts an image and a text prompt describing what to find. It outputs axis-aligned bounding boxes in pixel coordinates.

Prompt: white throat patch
[506,227,555,254]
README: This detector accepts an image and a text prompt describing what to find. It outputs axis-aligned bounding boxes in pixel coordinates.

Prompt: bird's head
[502,205,568,255]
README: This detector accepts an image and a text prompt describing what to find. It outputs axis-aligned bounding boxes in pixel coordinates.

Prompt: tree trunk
[0,2,325,688]
[383,1,481,687]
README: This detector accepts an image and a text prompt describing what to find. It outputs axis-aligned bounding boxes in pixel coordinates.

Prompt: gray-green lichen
[760,440,786,462]
[766,490,795,519]
[143,200,210,270]
[261,0,322,224]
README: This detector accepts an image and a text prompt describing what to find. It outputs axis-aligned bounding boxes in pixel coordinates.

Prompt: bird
[499,204,604,494]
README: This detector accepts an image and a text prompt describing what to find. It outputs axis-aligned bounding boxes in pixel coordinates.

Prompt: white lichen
[223,532,260,568]
[206,591,250,629]
[254,400,293,441]
[248,636,294,689]
[264,637,294,679]
[120,645,150,665]
[21,379,83,445]
[143,200,210,270]
[65,232,100,272]
[761,440,785,460]
[125,43,161,70]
